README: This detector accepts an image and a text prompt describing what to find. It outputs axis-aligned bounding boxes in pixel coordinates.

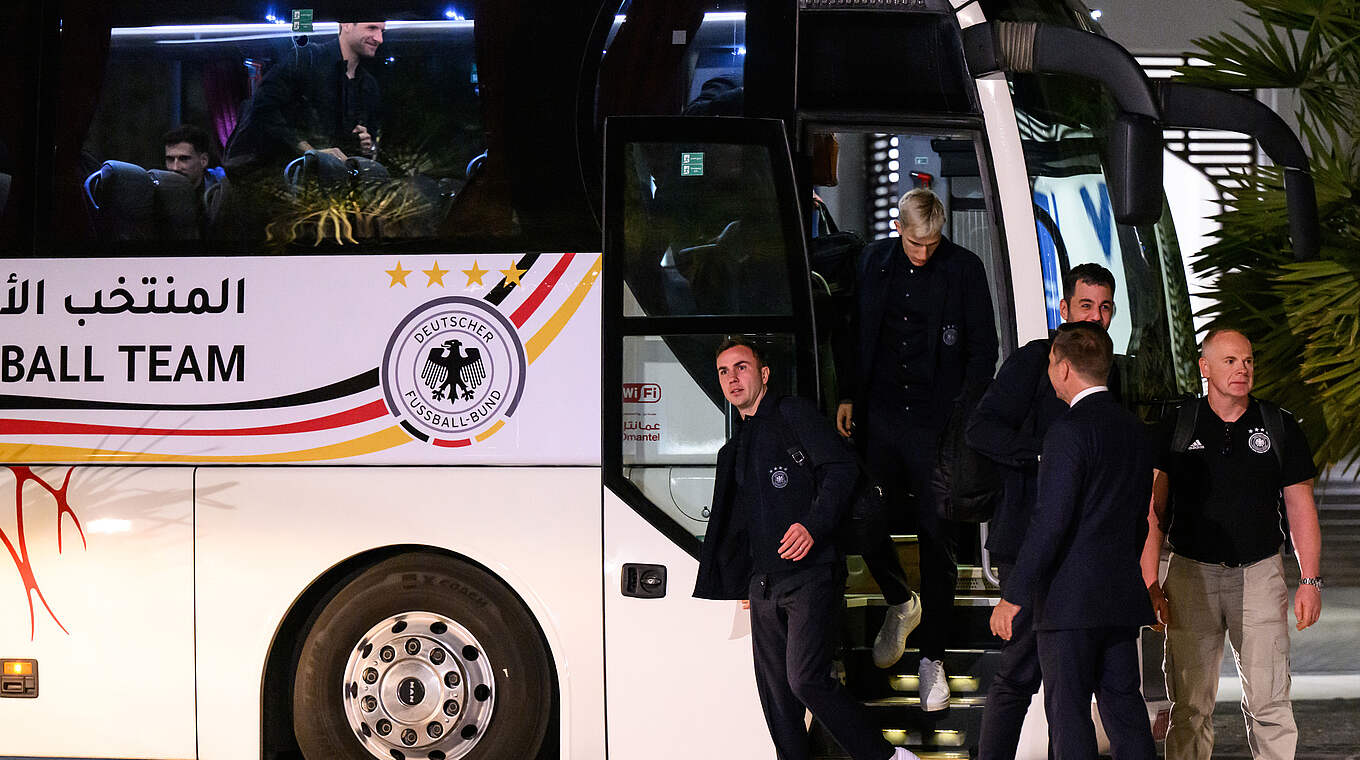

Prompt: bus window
[43,7,597,255]
[619,140,793,317]
[1009,72,1200,405]
[598,4,748,124]
[605,117,816,546]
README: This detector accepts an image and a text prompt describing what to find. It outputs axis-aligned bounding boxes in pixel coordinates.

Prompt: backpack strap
[1255,397,1294,554]
[1256,398,1287,472]
[1171,398,1200,453]
[768,396,811,469]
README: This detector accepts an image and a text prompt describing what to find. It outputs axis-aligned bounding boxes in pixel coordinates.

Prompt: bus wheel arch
[261,546,558,760]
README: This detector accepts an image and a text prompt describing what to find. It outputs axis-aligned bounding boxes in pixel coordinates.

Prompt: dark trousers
[852,513,913,606]
[1037,626,1156,760]
[750,566,893,760]
[863,423,958,660]
[977,563,1041,760]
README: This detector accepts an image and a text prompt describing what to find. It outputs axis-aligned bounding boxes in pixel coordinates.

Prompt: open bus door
[600,115,818,759]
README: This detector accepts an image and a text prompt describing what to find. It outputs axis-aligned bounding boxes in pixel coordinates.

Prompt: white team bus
[0,1,1316,759]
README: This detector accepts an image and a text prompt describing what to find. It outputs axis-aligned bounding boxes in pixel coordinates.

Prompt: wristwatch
[1300,577,1325,590]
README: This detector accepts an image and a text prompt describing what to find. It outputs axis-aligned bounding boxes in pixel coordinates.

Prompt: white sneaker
[872,592,922,668]
[891,747,922,760]
[918,656,950,712]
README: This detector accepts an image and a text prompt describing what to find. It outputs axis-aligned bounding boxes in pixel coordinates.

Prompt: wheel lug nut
[376,718,392,736]
[401,728,417,746]
[363,667,379,684]
[430,648,446,665]
[362,695,377,712]
[444,699,460,716]
[445,671,461,688]
[427,721,444,738]
[379,645,396,662]
[405,638,421,655]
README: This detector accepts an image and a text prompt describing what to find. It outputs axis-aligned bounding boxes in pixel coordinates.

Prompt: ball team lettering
[1,344,245,382]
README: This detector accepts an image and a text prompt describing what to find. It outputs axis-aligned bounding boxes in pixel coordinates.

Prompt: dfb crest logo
[382,297,527,445]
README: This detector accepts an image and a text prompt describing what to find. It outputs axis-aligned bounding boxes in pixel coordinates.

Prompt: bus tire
[292,552,552,760]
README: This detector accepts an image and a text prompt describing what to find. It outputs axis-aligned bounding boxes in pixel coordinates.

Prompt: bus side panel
[0,466,195,758]
[193,467,605,759]
[602,492,772,759]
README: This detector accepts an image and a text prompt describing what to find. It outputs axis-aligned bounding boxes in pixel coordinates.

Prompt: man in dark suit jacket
[989,321,1155,760]
[834,188,997,706]
[967,263,1120,760]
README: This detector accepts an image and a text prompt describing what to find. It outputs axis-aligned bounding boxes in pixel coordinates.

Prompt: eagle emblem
[421,339,487,401]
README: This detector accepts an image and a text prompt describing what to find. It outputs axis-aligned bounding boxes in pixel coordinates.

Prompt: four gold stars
[423,261,450,287]
[387,258,529,290]
[385,261,412,288]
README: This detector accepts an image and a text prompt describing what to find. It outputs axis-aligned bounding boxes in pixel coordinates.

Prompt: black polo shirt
[1155,398,1315,566]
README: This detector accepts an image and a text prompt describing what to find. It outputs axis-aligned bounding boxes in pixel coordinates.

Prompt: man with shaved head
[1142,328,1323,760]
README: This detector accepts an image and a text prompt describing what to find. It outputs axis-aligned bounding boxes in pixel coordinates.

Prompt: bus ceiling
[1155,82,1320,262]
[961,20,1162,227]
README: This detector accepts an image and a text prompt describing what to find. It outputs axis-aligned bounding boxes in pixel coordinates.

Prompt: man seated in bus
[224,19,386,169]
[695,336,919,760]
[162,125,225,201]
[835,188,998,711]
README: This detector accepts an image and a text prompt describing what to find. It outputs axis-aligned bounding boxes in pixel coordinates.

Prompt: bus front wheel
[293,552,553,760]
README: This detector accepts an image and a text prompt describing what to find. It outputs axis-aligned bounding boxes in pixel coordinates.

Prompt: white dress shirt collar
[1069,385,1109,408]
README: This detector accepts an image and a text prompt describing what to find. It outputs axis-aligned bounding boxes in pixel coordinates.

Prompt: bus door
[600,116,818,759]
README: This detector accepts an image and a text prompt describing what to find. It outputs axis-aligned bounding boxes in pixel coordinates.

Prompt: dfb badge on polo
[382,297,526,446]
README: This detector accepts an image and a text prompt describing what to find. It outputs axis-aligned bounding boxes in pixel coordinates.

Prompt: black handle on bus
[1156,82,1320,262]
[962,22,1163,226]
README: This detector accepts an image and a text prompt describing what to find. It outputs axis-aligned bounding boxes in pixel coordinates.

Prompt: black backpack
[933,383,1003,522]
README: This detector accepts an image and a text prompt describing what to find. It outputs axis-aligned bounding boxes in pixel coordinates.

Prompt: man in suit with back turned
[989,321,1156,760]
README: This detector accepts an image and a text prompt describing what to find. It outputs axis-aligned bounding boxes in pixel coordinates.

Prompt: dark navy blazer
[1002,390,1155,631]
[842,236,998,429]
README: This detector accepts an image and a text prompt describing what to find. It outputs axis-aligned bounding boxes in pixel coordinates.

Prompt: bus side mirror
[1105,112,1163,227]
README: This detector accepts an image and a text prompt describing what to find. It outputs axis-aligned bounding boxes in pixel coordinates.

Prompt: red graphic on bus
[2,467,85,640]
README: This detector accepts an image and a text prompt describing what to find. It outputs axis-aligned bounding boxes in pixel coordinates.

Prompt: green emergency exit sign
[291,9,314,32]
[680,152,705,176]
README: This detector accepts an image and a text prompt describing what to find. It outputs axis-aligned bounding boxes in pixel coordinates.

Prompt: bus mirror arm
[962,22,1163,226]
[1156,82,1320,262]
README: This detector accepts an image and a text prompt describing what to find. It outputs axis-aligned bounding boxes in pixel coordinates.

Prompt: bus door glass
[1008,73,1200,406]
[604,116,815,545]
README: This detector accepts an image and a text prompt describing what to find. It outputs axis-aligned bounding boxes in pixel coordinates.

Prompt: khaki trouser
[1163,553,1296,760]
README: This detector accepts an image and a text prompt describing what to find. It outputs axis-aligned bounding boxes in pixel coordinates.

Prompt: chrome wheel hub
[342,612,496,759]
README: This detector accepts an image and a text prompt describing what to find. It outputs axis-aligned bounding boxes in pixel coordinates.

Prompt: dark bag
[768,397,886,541]
[932,383,1003,522]
[808,198,865,297]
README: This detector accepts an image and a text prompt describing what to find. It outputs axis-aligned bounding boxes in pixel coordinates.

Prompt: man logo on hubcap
[398,677,426,706]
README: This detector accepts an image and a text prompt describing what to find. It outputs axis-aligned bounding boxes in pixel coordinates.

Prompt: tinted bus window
[41,6,600,256]
[599,4,749,124]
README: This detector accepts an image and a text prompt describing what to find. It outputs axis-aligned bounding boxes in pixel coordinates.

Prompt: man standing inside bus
[967,262,1119,759]
[225,19,386,167]
[835,188,998,709]
[695,336,918,760]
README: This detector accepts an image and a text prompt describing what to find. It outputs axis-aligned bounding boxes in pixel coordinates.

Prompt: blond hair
[897,188,946,238]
